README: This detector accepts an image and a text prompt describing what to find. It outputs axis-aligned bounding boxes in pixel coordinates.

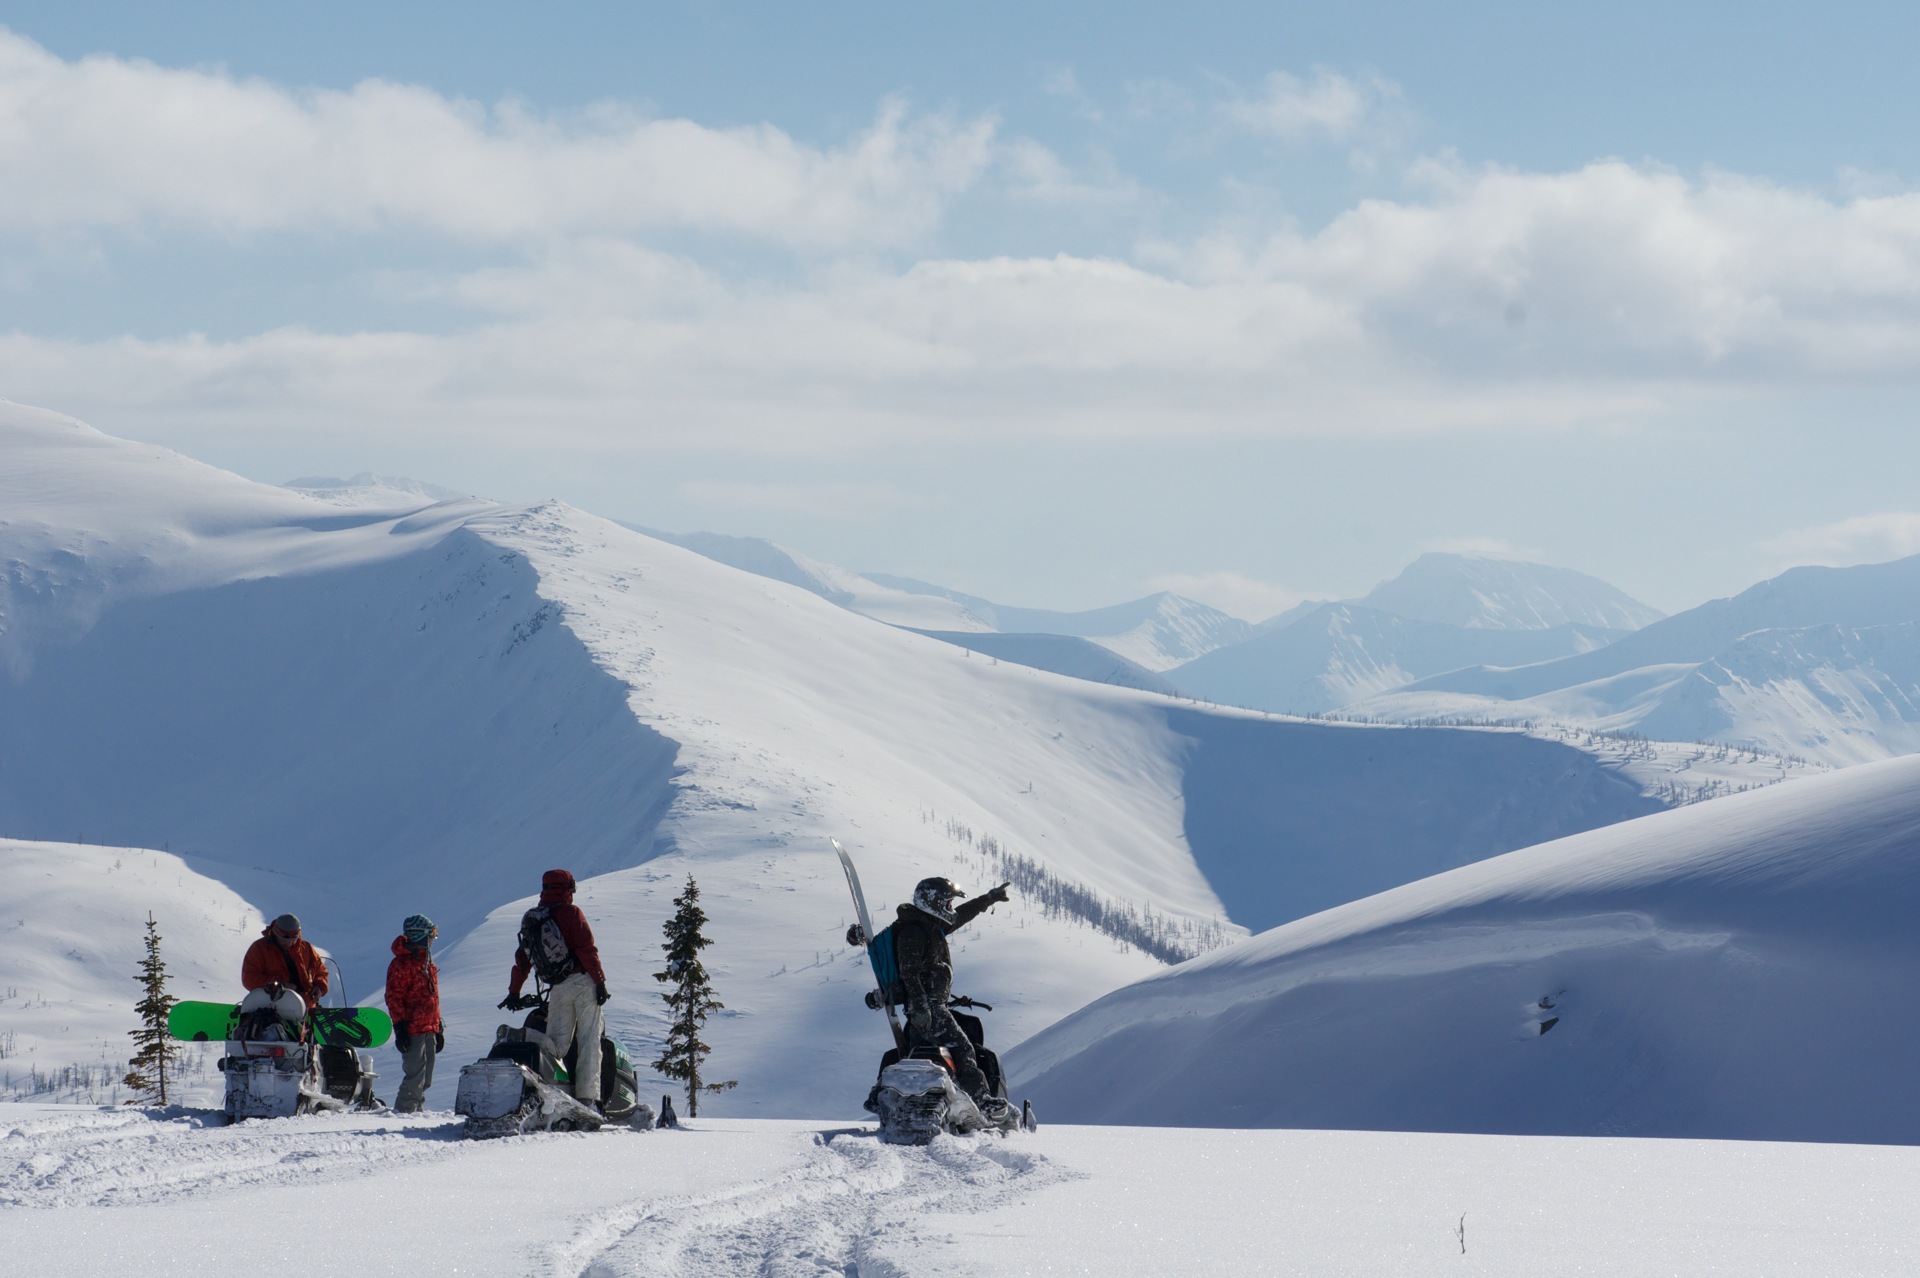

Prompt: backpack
[867,924,906,1006]
[518,905,576,984]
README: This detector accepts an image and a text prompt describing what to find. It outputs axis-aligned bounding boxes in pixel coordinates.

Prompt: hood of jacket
[390,935,431,959]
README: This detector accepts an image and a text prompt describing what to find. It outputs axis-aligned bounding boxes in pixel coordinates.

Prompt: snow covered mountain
[622,528,1250,678]
[0,401,1671,1114]
[862,576,1255,671]
[1161,553,1657,715]
[1167,603,1628,714]
[1008,754,1920,1143]
[1371,555,1920,764]
[1357,552,1666,631]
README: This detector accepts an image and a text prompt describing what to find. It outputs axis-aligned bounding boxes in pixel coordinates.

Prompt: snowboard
[833,838,906,1052]
[167,1000,393,1048]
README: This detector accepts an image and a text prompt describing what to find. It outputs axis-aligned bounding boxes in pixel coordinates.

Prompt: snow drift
[1009,755,1920,1143]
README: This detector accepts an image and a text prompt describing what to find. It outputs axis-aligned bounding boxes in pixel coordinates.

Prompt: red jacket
[509,887,606,995]
[384,936,442,1034]
[241,930,330,1011]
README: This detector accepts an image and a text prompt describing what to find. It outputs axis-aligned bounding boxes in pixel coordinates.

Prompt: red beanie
[542,869,576,893]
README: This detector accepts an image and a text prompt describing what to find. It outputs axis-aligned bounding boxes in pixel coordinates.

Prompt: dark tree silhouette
[652,876,737,1117]
[124,912,176,1105]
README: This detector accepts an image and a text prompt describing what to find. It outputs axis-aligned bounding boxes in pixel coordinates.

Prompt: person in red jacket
[241,913,329,1013]
[385,914,444,1112]
[502,869,609,1107]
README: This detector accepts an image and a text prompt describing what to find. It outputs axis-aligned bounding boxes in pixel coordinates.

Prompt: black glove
[394,1028,412,1052]
[987,882,1011,904]
[434,1030,445,1052]
[594,982,610,1006]
[498,993,518,1010]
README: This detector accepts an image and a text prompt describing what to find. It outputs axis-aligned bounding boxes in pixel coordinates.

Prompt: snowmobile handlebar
[863,992,995,1012]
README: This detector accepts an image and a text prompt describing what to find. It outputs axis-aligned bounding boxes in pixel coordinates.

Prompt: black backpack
[518,904,576,984]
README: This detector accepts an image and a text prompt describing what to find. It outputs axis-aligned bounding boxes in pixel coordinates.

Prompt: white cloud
[1760,513,1920,568]
[678,479,932,518]
[1219,69,1401,147]
[1143,571,1304,621]
[1424,537,1531,558]
[0,29,993,249]
[10,33,1920,457]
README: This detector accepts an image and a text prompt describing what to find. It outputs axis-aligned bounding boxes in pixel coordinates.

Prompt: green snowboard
[167,1000,393,1048]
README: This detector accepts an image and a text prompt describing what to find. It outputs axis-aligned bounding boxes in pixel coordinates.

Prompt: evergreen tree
[652,876,737,1117]
[124,912,176,1105]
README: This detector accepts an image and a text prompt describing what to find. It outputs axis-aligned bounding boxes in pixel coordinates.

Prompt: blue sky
[3,3,1919,616]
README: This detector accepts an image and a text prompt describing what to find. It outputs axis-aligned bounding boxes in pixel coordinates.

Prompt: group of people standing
[238,868,607,1113]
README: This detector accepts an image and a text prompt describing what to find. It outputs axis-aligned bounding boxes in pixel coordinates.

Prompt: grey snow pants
[395,1032,436,1112]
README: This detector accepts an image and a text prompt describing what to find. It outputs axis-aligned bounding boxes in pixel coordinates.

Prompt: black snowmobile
[863,992,1034,1145]
[835,842,1034,1144]
[454,991,652,1139]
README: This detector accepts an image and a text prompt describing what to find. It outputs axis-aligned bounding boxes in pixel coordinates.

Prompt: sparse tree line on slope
[926,808,1232,963]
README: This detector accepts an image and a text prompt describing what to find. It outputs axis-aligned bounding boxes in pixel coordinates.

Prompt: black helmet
[912,876,965,925]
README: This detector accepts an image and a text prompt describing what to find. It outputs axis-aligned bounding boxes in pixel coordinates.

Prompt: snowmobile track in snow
[0,1106,465,1208]
[550,1128,1073,1278]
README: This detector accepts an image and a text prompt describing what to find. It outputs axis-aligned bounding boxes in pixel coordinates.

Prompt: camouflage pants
[907,1003,990,1101]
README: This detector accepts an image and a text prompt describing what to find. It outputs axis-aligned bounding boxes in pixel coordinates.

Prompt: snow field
[0,840,263,1106]
[7,1105,1920,1276]
[1011,753,1920,1142]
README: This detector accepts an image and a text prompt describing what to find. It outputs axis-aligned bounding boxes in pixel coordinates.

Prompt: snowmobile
[834,839,1036,1146]
[211,980,383,1121]
[454,993,652,1139]
[864,994,1035,1145]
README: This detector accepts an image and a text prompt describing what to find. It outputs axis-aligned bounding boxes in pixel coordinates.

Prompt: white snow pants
[543,972,603,1104]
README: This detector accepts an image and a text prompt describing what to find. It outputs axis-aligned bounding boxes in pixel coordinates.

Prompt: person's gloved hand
[434,1030,445,1052]
[594,982,610,1006]
[394,1028,412,1052]
[987,882,1011,904]
[497,993,519,1010]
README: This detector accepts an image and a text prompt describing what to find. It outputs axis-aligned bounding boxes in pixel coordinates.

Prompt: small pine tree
[652,876,737,1117]
[124,912,176,1105]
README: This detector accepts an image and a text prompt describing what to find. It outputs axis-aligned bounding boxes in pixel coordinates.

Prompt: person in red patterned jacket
[385,914,443,1112]
[501,869,609,1107]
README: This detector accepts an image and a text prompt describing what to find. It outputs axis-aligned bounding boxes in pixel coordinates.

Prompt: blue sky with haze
[4,2,1918,616]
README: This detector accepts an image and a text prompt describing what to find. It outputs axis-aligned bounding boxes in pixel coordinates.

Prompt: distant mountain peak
[1358,552,1664,632]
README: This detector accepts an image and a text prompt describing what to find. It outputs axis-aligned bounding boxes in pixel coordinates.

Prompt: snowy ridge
[1009,755,1920,1143]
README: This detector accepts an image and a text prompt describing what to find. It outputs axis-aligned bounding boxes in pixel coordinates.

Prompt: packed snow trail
[9,1105,1920,1275]
[552,1129,1070,1278]
[0,1106,466,1207]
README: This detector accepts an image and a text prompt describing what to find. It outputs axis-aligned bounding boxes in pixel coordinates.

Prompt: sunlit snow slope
[0,401,1664,1115]
[0,839,262,1101]
[1010,755,1920,1143]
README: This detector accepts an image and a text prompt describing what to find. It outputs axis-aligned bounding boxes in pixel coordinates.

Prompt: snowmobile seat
[486,1037,558,1082]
